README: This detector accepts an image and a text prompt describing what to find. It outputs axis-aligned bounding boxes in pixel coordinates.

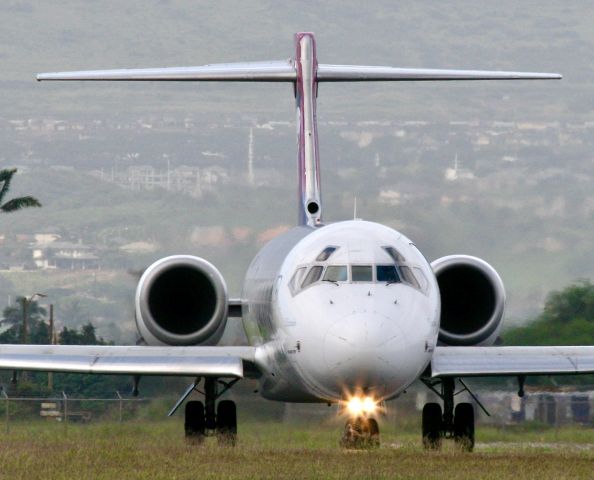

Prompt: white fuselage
[242,220,440,403]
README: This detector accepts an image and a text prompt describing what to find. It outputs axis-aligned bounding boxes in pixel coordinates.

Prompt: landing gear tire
[422,402,442,450]
[340,418,361,449]
[340,417,380,449]
[367,418,380,448]
[184,400,206,444]
[216,400,237,446]
[454,403,474,452]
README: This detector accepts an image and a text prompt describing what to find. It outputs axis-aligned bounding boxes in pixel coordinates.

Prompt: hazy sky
[2,1,589,117]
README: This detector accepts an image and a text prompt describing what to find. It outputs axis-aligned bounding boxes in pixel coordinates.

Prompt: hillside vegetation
[504,281,594,346]
[2,2,594,340]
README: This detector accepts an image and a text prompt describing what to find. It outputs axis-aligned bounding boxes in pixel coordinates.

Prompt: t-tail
[38,32,561,227]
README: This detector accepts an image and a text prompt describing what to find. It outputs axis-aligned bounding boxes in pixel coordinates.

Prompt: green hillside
[1,1,594,341]
[504,281,594,346]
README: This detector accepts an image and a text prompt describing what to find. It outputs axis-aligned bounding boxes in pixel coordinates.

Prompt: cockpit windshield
[302,265,323,288]
[377,265,400,283]
[383,246,406,263]
[399,265,421,290]
[323,265,347,282]
[316,246,338,262]
[288,267,307,294]
[288,245,429,295]
[351,265,372,282]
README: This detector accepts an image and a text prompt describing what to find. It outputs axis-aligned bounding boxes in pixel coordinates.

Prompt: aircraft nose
[323,311,404,386]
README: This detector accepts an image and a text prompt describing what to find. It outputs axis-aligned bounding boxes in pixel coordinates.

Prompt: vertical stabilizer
[294,33,322,227]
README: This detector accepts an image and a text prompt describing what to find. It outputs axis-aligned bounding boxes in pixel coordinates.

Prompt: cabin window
[323,265,348,282]
[316,246,338,262]
[302,265,324,288]
[351,265,372,282]
[377,265,400,283]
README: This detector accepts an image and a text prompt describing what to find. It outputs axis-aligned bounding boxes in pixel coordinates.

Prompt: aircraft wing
[0,344,259,378]
[431,346,594,377]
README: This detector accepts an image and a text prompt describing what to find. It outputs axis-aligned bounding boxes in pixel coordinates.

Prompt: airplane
[3,31,592,451]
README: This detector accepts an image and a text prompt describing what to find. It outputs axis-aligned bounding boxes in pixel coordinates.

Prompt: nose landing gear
[340,416,380,449]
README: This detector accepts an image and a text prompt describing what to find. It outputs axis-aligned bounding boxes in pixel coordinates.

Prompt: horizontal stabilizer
[0,344,257,377]
[37,60,296,82]
[317,65,562,81]
[37,62,561,83]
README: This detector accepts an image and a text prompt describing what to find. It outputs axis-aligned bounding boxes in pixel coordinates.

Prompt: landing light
[346,396,377,416]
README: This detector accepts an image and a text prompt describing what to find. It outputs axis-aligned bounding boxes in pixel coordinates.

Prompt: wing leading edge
[0,345,258,378]
[431,346,594,378]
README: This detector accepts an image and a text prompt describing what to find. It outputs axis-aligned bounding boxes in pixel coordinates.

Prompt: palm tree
[0,168,41,212]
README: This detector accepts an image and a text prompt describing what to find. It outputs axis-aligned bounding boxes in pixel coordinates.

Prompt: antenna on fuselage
[37,33,561,228]
[353,196,358,221]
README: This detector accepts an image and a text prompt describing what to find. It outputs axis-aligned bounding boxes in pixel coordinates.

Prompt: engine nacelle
[135,255,228,346]
[431,255,506,346]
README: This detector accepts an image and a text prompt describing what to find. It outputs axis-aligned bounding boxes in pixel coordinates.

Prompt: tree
[541,280,594,325]
[0,306,126,395]
[504,280,594,346]
[0,168,41,212]
[58,299,91,326]
[0,301,106,346]
[59,322,108,346]
[1,298,47,327]
[0,298,48,343]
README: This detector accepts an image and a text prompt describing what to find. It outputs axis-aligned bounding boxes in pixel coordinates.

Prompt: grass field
[2,418,594,479]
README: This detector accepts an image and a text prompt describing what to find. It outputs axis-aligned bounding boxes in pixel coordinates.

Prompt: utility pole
[21,297,28,345]
[48,304,54,391]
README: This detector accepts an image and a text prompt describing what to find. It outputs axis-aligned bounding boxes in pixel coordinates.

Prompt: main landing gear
[421,378,486,452]
[171,377,239,446]
[340,416,380,449]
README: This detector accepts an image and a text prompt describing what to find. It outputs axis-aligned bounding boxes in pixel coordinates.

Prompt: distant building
[32,241,99,270]
[34,232,60,245]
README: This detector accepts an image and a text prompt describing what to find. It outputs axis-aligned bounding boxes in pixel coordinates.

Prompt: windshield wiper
[323,279,340,286]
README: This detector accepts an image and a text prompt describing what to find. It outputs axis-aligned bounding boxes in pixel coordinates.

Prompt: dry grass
[1,419,594,479]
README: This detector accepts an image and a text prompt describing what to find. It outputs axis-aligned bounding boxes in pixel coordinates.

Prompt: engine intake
[431,255,505,346]
[135,255,228,346]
